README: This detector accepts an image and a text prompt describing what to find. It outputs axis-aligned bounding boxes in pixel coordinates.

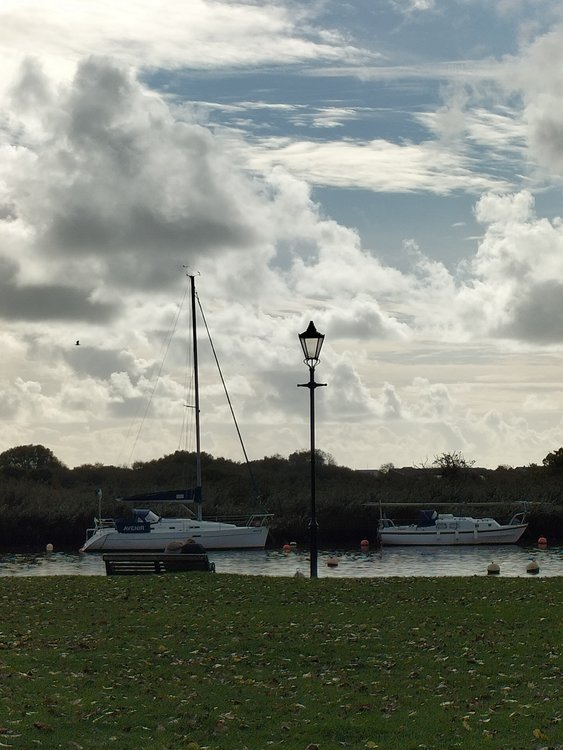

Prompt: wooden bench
[103,552,215,576]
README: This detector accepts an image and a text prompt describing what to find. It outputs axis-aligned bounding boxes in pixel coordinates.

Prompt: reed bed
[0,575,560,749]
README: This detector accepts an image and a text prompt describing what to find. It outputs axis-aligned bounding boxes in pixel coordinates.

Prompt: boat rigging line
[120,271,263,509]
[122,281,190,468]
[195,289,263,507]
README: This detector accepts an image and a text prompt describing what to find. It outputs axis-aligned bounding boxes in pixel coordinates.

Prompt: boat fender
[46,543,54,553]
[537,536,547,547]
[282,544,292,552]
[360,539,369,549]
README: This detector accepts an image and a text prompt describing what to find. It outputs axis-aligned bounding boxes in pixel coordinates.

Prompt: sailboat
[80,275,272,553]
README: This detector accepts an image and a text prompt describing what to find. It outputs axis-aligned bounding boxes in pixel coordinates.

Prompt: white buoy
[46,543,54,553]
[487,561,500,575]
[526,559,539,574]
[326,556,339,567]
[294,570,306,578]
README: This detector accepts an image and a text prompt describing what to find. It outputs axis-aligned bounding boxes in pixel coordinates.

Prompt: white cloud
[324,298,411,341]
[0,0,369,99]
[504,22,563,178]
[242,135,508,194]
[409,377,454,420]
[392,0,437,14]
[456,190,563,343]
[2,57,278,300]
[2,36,563,471]
[418,103,526,158]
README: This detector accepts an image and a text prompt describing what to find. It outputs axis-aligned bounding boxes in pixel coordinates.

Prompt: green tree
[288,449,335,466]
[0,444,65,476]
[542,447,563,470]
[433,451,475,479]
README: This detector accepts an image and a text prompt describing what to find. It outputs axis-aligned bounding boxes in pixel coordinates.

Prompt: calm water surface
[0,544,561,578]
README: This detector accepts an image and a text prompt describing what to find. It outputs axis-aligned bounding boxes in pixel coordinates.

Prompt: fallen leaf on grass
[33,722,53,731]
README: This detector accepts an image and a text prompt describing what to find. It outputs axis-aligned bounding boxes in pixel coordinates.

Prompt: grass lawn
[0,574,561,749]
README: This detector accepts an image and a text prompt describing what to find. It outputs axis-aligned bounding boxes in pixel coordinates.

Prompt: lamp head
[299,321,325,365]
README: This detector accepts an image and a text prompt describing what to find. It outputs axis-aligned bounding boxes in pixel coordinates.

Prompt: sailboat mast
[189,274,203,520]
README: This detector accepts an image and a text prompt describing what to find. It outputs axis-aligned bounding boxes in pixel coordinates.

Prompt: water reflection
[210,544,562,578]
[0,543,561,578]
[0,551,105,577]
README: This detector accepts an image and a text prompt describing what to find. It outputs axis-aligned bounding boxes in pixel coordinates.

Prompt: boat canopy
[418,509,438,527]
[117,488,202,504]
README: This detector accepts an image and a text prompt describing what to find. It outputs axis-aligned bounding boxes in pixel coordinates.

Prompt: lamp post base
[309,519,318,578]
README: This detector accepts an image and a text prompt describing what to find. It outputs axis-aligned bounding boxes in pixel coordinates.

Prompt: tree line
[0,444,562,549]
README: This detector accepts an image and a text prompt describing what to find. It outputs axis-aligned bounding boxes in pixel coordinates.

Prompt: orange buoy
[538,536,547,546]
[282,544,292,552]
[360,539,369,548]
[326,556,339,567]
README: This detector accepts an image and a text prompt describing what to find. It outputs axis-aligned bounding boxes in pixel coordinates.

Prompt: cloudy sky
[2,0,563,472]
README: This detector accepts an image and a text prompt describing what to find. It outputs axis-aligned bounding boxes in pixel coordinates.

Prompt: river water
[0,543,561,578]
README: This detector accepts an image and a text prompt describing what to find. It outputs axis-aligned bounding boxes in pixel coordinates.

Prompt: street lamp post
[298,321,326,578]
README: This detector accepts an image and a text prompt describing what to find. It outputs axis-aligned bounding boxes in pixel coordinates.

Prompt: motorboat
[81,274,272,553]
[378,508,528,546]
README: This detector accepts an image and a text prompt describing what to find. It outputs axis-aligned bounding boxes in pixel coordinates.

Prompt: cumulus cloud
[325,298,411,341]
[325,359,380,420]
[0,252,119,322]
[3,58,276,297]
[510,22,563,177]
[2,37,563,470]
[409,377,454,421]
[0,56,414,465]
[454,190,563,343]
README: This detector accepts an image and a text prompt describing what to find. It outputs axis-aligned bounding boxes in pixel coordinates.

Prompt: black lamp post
[298,321,326,578]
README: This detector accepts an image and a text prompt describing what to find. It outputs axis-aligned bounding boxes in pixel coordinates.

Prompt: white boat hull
[81,519,269,552]
[379,524,527,546]
[378,511,528,546]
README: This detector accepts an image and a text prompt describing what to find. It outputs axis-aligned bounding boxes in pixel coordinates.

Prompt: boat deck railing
[203,512,273,527]
[85,518,117,539]
[508,511,528,526]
